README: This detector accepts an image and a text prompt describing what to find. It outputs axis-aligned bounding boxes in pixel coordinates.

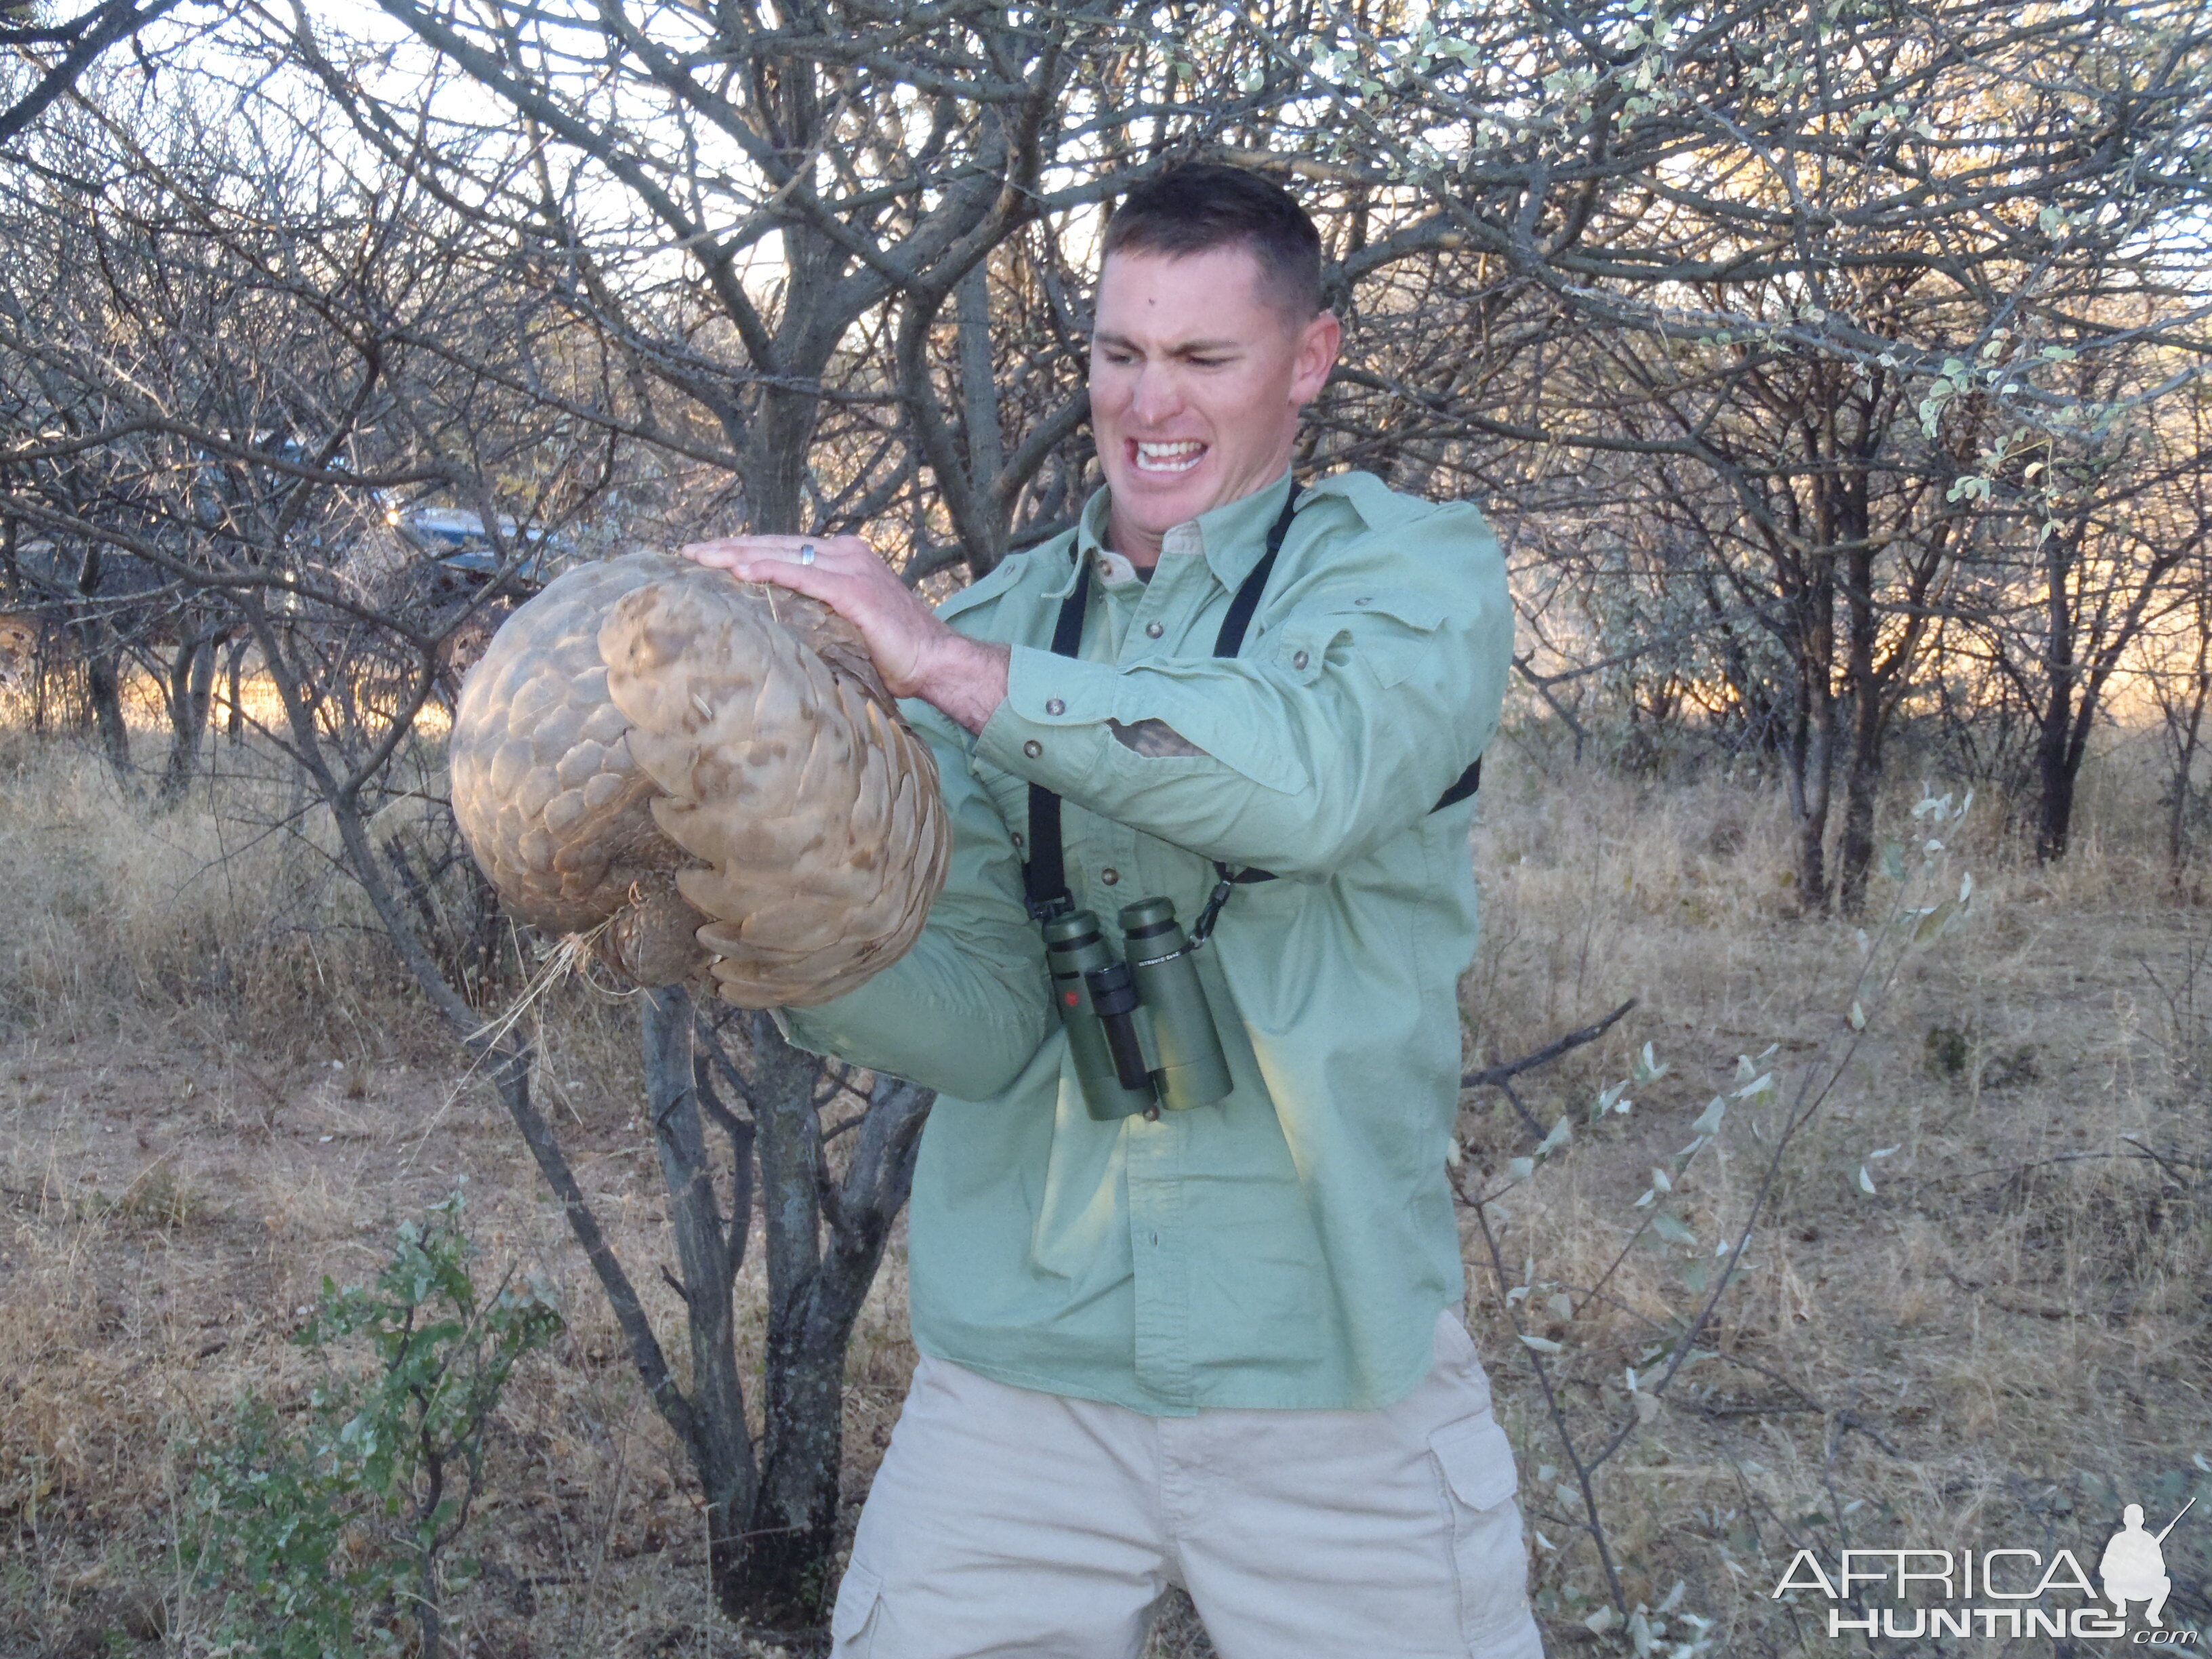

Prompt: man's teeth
[1135,441,1206,473]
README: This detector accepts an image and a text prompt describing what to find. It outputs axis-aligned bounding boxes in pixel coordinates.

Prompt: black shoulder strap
[1212,492,1300,656]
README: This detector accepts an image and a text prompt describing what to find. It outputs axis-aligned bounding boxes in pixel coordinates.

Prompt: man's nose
[1128,361,1183,425]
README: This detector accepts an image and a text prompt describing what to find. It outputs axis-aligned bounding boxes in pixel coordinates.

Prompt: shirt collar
[1072,470,1300,593]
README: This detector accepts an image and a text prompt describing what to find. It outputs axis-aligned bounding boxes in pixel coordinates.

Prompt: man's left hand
[678,533,1010,735]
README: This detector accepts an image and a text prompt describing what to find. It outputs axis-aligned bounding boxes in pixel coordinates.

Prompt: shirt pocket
[1272,585,1446,690]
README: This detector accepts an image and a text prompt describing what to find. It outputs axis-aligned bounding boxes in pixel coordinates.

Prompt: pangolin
[448,552,949,1008]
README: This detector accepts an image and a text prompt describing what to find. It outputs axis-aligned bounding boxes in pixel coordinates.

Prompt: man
[683,163,1538,1659]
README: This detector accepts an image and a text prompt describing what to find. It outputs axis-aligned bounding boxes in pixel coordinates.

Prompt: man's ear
[1291,308,1342,407]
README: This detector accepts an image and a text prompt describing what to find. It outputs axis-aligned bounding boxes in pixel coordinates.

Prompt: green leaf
[1913,899,1959,943]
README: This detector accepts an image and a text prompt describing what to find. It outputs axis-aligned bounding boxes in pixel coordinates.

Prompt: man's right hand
[678,533,1011,734]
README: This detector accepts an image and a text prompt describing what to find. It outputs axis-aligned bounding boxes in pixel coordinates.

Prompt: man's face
[1089,243,1340,558]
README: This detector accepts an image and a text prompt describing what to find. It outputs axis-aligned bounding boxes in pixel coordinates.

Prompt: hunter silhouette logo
[1772,1494,2203,1641]
[2102,1498,2194,1627]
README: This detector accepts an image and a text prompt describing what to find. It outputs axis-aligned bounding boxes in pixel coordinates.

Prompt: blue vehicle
[385,505,563,590]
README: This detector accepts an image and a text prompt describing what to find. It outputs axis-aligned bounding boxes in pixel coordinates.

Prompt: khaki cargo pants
[830,1310,1544,1659]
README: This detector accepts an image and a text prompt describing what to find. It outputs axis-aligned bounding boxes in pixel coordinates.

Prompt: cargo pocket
[1429,1414,1536,1655]
[827,1559,882,1657]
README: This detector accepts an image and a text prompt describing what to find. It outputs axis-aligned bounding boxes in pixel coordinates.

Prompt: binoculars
[1040,897,1236,1121]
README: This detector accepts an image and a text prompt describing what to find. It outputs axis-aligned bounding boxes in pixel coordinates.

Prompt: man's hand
[679,533,1010,735]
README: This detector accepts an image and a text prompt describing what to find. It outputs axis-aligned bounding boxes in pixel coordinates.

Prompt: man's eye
[1188,356,1227,369]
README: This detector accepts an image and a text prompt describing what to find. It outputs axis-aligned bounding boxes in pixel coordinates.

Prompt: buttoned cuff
[975,644,1123,795]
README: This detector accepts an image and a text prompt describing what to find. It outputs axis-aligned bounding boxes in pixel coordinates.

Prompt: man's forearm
[916,632,1011,736]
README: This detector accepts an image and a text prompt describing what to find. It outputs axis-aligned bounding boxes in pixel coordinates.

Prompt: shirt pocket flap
[933,556,1027,626]
[1330,584,1447,632]
[830,1560,882,1644]
[1430,1414,1519,1511]
[1273,586,1447,689]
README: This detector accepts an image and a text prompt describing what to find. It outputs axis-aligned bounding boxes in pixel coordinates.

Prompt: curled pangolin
[448,553,949,1007]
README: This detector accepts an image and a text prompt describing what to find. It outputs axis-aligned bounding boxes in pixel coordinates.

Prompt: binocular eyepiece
[1041,898,1236,1121]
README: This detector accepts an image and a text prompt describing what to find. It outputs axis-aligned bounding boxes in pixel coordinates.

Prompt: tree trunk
[2167,622,2209,869]
[417,1549,443,1659]
[2035,533,2078,863]
[2035,724,2076,863]
[750,382,820,537]
[157,625,218,807]
[956,260,1006,574]
[70,546,132,786]
[640,989,761,1619]
[734,1010,931,1624]
[78,615,131,785]
[737,1009,839,1622]
[224,634,247,741]
[1781,571,1837,912]
[1837,539,1882,917]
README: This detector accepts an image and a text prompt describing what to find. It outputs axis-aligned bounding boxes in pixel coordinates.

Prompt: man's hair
[1101,162,1324,319]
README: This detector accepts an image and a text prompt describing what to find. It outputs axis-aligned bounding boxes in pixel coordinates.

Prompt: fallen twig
[1462,999,1636,1090]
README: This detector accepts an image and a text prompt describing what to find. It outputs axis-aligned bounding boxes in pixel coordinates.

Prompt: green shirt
[779,470,1512,1414]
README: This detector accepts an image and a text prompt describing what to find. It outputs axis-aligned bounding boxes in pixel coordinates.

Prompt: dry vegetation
[1,706,2207,1658]
[1460,734,2212,1653]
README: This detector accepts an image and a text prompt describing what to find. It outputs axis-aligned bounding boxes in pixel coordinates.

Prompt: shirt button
[1023,739,1042,758]
[1101,867,1120,886]
[1010,831,1025,848]
[1145,621,1164,639]
[1293,650,1310,670]
[1046,698,1065,716]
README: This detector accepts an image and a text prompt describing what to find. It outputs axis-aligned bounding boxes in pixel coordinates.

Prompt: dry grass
[1459,741,2212,1654]
[0,720,2207,1656]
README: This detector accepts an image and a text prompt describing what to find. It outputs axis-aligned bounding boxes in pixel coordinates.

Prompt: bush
[182,1191,562,1658]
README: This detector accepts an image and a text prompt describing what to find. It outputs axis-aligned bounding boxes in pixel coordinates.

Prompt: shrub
[182,1191,562,1658]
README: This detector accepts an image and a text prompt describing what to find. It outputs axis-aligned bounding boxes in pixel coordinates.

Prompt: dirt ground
[1,735,2209,1656]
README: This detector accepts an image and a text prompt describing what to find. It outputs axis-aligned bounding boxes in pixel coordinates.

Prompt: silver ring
[798,544,817,567]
